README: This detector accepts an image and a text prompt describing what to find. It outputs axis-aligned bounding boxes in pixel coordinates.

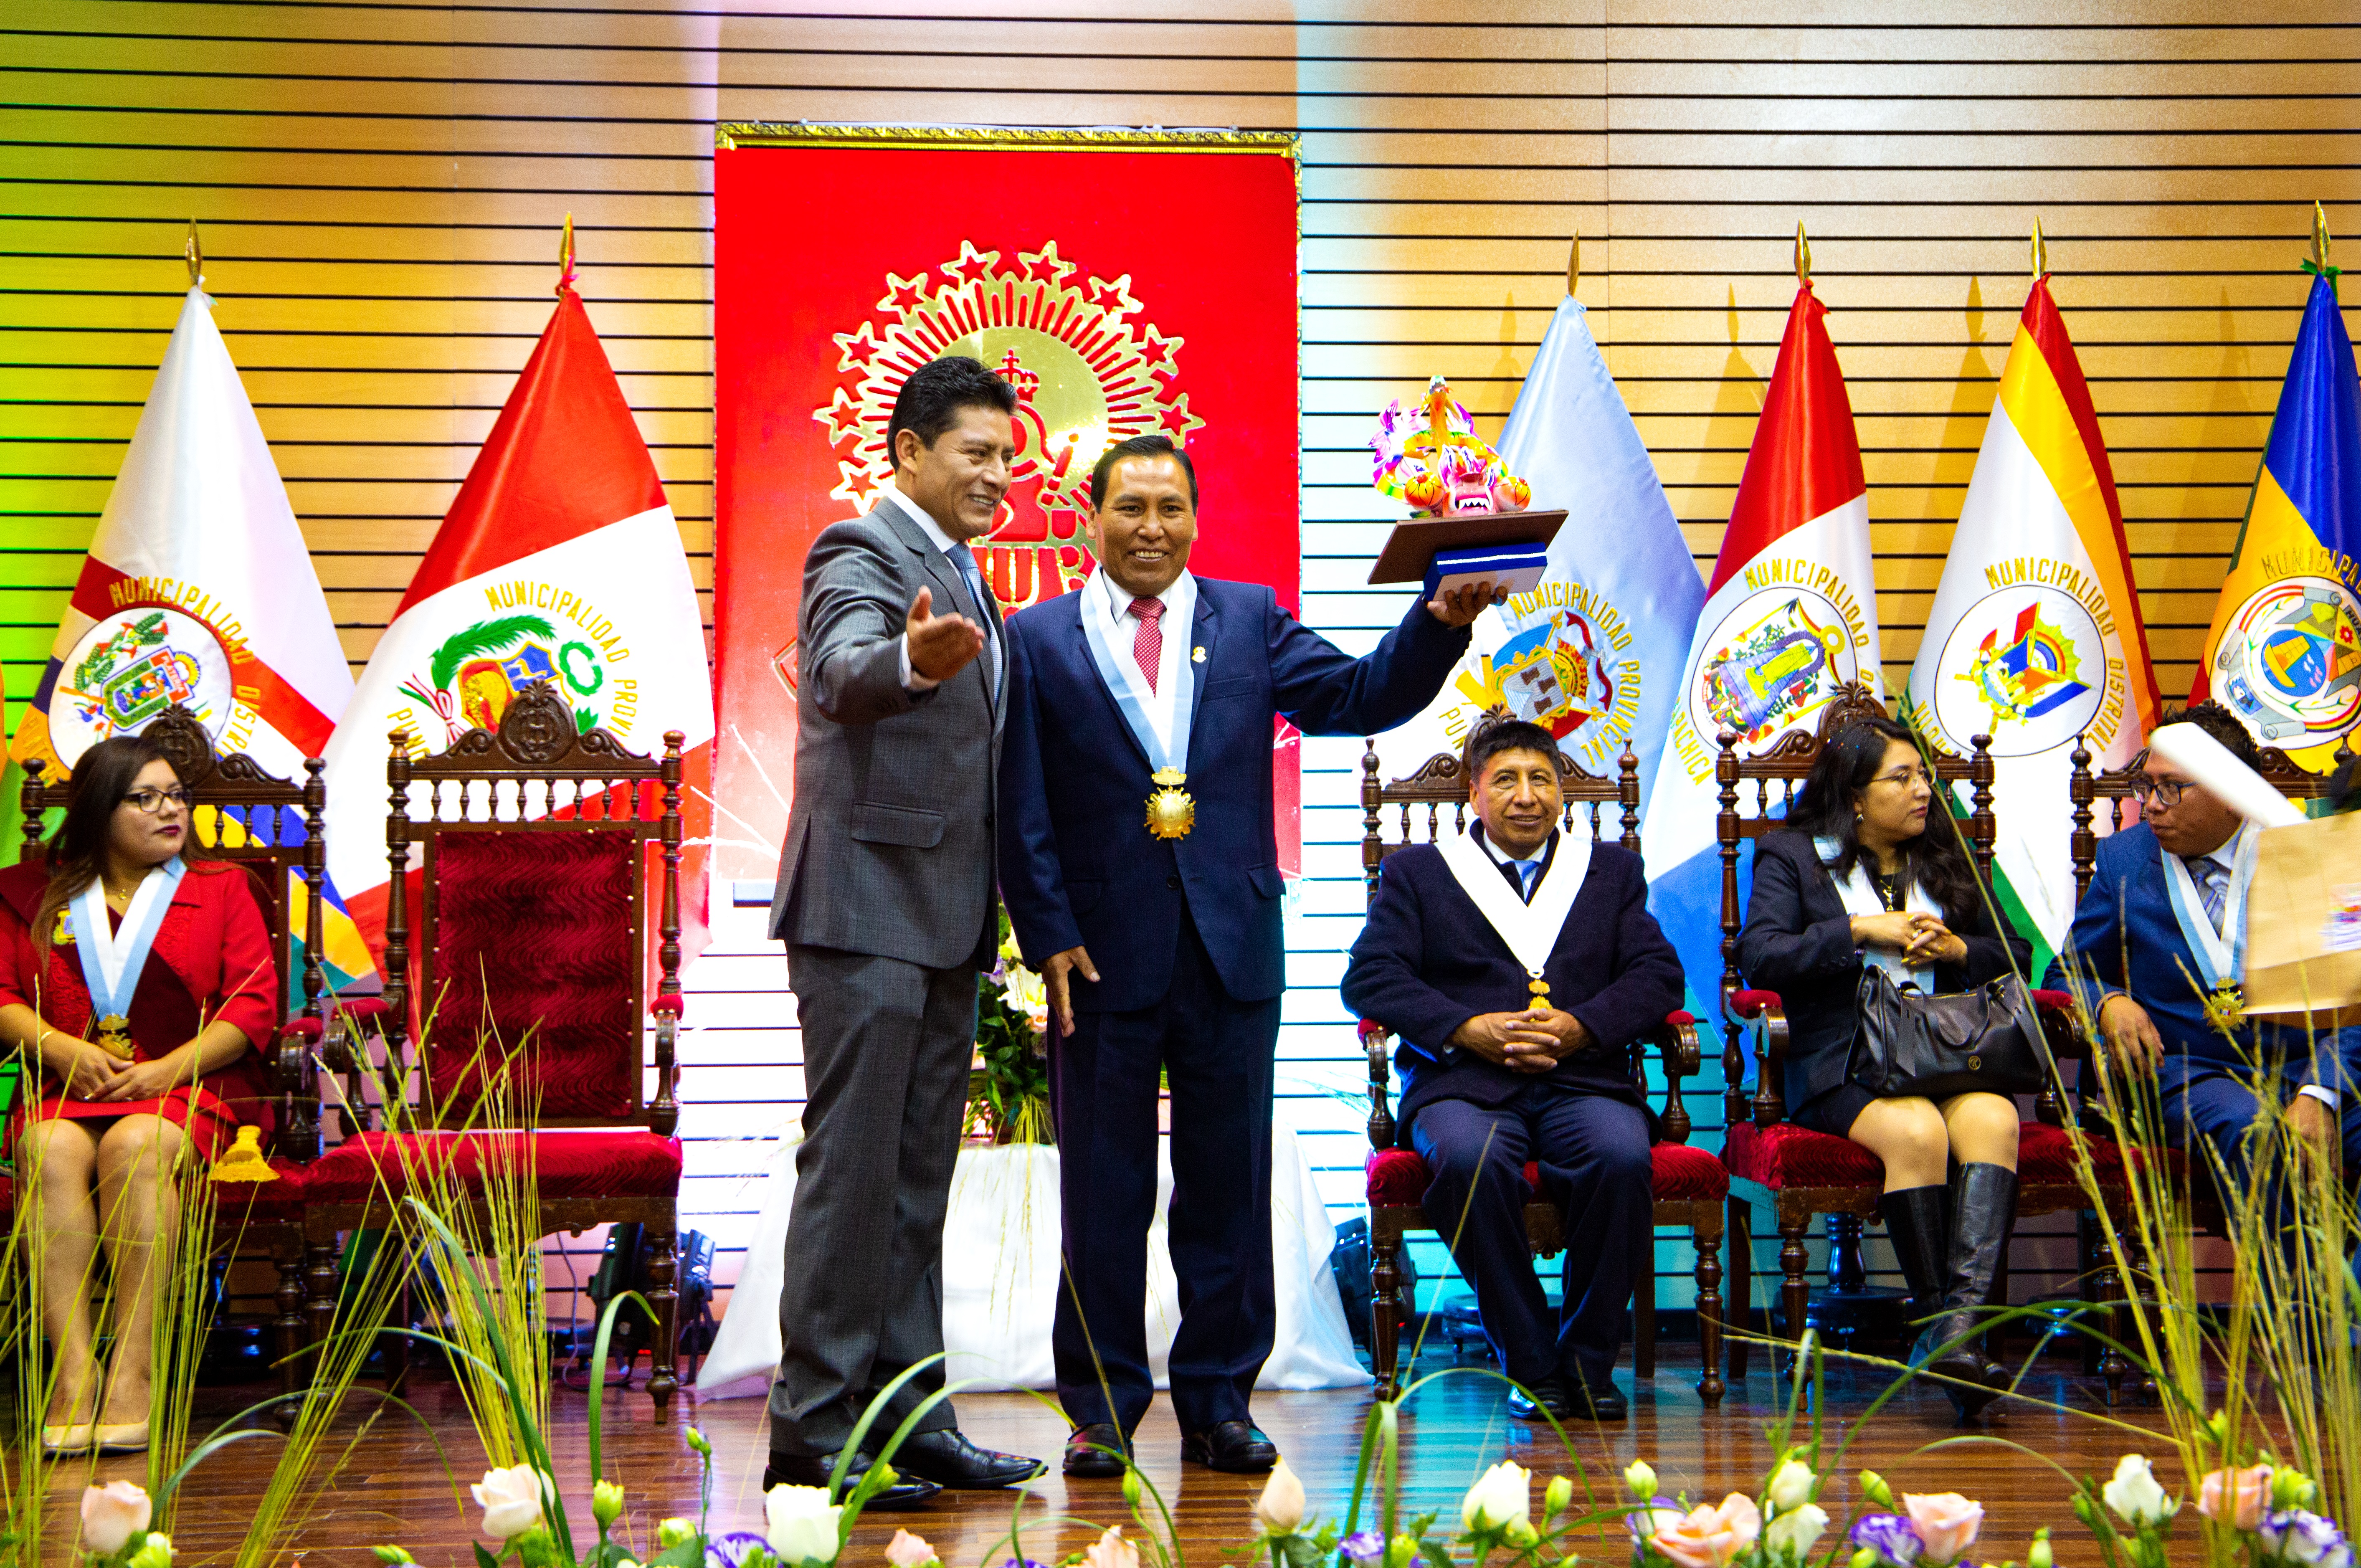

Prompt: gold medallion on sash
[92,1015,134,1061]
[2203,983,2245,1035]
[1527,973,1550,1006]
[1145,766,1195,841]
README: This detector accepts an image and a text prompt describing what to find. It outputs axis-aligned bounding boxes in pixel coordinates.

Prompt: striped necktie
[2185,855,2229,929]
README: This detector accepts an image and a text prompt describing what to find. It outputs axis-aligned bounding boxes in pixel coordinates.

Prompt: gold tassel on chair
[208,1125,278,1183]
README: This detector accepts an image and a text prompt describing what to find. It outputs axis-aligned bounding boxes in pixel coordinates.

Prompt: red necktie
[1130,596,1165,694]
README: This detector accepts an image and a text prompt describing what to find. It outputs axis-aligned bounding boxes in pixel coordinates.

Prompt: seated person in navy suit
[2053,702,2361,1234]
[1341,715,1684,1421]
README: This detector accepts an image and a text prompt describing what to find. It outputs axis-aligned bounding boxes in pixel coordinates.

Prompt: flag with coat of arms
[319,282,716,962]
[2,282,375,995]
[2190,237,2361,770]
[1903,268,2160,963]
[1641,271,1882,1021]
[1381,291,1705,806]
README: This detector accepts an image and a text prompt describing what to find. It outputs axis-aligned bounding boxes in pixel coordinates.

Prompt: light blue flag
[1482,296,1706,805]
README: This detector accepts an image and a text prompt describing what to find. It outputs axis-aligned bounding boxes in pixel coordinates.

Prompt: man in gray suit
[765,356,1043,1506]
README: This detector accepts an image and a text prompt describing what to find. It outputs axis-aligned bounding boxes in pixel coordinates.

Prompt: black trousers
[770,945,977,1458]
[1048,911,1282,1436]
[1410,1085,1652,1391]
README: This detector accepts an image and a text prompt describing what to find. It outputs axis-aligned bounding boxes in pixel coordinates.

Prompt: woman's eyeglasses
[2127,775,2192,807]
[122,787,191,815]
[1870,766,1934,788]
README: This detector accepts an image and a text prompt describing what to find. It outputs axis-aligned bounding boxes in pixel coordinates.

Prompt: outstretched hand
[1426,580,1511,627]
[906,585,986,681]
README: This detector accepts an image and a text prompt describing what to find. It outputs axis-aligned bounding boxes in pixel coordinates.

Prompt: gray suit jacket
[768,491,1004,970]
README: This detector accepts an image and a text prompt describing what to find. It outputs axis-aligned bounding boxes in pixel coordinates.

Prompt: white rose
[1767,1459,1816,1513]
[1254,1459,1308,1537]
[2103,1455,2178,1527]
[469,1467,551,1543]
[1767,1504,1830,1559]
[765,1483,844,1566]
[1462,1461,1533,1534]
[81,1480,154,1556]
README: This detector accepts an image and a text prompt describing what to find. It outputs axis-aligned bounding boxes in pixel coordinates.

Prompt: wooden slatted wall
[6,0,2357,1336]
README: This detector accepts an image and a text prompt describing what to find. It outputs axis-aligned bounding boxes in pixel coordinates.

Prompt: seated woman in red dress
[0,735,277,1456]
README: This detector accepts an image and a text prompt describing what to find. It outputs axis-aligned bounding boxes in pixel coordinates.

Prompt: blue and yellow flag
[2194,266,2361,770]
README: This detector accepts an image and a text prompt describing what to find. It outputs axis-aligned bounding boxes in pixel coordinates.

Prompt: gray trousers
[769,944,978,1458]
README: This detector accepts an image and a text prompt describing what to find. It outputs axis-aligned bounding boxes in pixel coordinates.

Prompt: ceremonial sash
[1436,828,1592,997]
[1814,836,1937,992]
[64,856,184,1051]
[2160,826,2254,992]
[1077,580,1196,776]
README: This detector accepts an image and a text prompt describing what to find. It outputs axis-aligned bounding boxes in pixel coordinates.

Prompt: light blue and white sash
[65,856,183,1025]
[1077,589,1196,775]
[2160,825,2255,992]
[1816,835,1937,992]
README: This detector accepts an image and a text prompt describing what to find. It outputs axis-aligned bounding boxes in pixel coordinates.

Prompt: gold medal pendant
[92,1014,134,1062]
[1145,766,1196,841]
[1528,975,1550,1006]
[2203,983,2245,1035]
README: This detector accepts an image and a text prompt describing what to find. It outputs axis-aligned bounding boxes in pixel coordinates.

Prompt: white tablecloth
[697,1125,1369,1396]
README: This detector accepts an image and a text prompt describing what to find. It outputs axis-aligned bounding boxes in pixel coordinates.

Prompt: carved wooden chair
[17,702,331,1406]
[1714,686,2105,1383]
[1354,740,1728,1406]
[297,680,687,1413]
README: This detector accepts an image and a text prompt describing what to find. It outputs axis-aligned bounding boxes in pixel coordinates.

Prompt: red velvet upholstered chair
[299,681,687,1413]
[1354,741,1728,1405]
[1713,685,2123,1382]
[18,702,331,1409]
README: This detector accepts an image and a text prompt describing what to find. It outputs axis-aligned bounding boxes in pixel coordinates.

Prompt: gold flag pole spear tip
[1794,221,1811,285]
[1566,229,1580,296]
[184,219,202,289]
[2315,200,2333,271]
[2031,217,2047,282]
[557,211,577,296]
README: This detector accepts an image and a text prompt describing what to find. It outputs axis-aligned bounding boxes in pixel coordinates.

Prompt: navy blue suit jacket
[2050,821,2358,1094]
[998,577,1467,1013]
[1339,832,1685,1142]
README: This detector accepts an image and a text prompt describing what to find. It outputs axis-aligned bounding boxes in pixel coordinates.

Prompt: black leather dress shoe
[763,1448,941,1510]
[1180,1420,1277,1473]
[889,1428,1045,1489]
[1506,1375,1576,1421]
[1571,1379,1629,1420]
[1064,1423,1129,1479]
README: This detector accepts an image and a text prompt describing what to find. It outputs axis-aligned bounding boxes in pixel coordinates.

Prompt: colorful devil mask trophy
[1365,376,1562,601]
[1370,375,1534,518]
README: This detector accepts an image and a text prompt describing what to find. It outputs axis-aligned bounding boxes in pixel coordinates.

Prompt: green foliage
[429,615,557,692]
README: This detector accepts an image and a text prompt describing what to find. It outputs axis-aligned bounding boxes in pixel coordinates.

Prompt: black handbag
[1847,965,2054,1101]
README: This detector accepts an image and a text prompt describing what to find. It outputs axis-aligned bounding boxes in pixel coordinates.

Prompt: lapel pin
[1192,646,1206,663]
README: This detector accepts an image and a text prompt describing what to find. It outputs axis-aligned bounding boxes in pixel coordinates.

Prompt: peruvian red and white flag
[1642,276,1880,1018]
[322,286,715,959]
[3,285,377,989]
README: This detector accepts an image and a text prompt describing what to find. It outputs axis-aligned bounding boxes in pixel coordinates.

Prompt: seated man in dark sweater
[1342,715,1684,1421]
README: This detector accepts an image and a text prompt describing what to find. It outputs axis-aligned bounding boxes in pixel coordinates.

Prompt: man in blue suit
[998,433,1501,1477]
[2054,701,2361,1216]
[1342,716,1684,1421]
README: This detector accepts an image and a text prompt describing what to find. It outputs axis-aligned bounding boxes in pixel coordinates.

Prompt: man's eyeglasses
[2128,775,2192,807]
[122,787,191,815]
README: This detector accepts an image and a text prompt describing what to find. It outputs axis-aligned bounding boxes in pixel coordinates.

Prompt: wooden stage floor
[45,1355,2191,1565]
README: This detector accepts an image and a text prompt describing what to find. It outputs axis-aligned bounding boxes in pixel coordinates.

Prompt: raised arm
[1267,590,1470,739]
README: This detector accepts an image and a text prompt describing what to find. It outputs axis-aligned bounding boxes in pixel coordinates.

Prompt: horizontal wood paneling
[8,0,2350,1322]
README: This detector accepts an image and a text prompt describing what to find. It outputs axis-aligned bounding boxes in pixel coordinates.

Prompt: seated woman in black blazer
[1737,715,2032,1417]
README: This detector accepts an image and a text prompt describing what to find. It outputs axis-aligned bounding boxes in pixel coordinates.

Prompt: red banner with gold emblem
[711,128,1301,890]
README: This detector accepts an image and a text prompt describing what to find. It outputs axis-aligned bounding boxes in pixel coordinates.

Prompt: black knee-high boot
[1915,1163,2016,1418]
[1877,1184,1949,1327]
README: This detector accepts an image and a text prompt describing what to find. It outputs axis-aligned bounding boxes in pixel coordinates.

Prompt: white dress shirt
[1086,565,1196,760]
[1477,822,1555,904]
[879,490,998,699]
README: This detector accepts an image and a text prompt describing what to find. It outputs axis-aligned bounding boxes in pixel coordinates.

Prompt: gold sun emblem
[813,241,1208,614]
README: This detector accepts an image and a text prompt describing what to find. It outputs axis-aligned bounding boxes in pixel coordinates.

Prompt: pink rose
[1650,1494,1764,1568]
[2199,1466,2274,1532]
[884,1529,939,1568]
[1902,1493,1984,1567]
